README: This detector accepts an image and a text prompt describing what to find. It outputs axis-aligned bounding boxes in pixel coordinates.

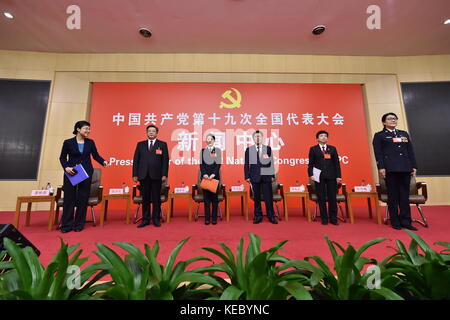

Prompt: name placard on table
[174,186,189,193]
[289,186,306,192]
[31,190,50,196]
[354,186,372,192]
[231,185,245,192]
[109,188,124,195]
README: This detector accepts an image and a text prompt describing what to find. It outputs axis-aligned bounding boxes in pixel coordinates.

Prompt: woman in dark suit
[200,134,222,225]
[372,112,418,231]
[59,120,108,233]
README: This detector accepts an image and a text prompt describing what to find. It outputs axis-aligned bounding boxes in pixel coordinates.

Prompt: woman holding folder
[59,120,108,233]
[200,134,222,225]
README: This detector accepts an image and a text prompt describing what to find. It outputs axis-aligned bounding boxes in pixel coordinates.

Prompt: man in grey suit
[244,130,277,224]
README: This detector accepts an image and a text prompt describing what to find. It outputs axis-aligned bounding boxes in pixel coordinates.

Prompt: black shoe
[402,225,418,231]
[60,228,72,233]
[137,222,149,228]
[392,225,402,230]
[321,220,328,225]
[153,220,161,227]
[268,217,278,224]
[212,220,217,225]
[205,220,210,225]
[253,217,263,224]
[74,228,83,232]
[330,221,339,226]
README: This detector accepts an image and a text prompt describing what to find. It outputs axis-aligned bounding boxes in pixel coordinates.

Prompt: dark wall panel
[401,82,450,176]
[0,79,51,180]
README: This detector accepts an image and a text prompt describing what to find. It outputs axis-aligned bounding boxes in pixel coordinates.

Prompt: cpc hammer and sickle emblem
[219,88,242,109]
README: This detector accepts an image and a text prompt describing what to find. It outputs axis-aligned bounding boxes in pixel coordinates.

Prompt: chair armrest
[56,186,63,200]
[97,186,104,203]
[192,185,198,198]
[279,184,284,197]
[375,184,382,198]
[221,184,226,197]
[132,185,138,198]
[341,183,347,196]
[417,182,428,201]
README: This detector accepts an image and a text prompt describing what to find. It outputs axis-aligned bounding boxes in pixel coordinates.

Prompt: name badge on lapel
[324,154,331,159]
[262,154,269,159]
[393,138,402,143]
[156,148,162,155]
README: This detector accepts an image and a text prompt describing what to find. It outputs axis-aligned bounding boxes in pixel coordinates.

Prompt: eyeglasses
[385,118,398,121]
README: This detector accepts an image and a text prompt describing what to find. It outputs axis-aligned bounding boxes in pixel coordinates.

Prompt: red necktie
[321,146,326,154]
[149,140,153,151]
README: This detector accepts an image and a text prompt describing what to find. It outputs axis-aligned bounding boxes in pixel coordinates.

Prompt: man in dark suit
[308,130,342,225]
[372,112,418,231]
[133,125,169,228]
[244,130,277,224]
[200,134,222,225]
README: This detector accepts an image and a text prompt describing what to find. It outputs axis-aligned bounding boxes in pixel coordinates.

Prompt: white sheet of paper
[313,167,321,183]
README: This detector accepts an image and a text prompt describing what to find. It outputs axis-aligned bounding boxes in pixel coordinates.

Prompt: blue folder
[64,164,89,186]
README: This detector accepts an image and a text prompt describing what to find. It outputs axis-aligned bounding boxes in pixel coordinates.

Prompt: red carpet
[1,206,449,270]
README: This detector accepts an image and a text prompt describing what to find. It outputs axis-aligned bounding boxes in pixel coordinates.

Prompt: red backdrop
[89,82,373,210]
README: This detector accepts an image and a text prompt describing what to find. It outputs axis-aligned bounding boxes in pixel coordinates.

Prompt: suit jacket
[308,144,341,179]
[244,144,275,183]
[59,137,105,177]
[200,147,222,180]
[132,139,169,180]
[372,129,417,173]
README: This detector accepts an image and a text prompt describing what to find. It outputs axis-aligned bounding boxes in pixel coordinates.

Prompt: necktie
[149,140,153,151]
[321,146,326,154]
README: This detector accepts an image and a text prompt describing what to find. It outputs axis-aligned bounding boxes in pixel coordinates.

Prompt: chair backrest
[251,175,279,197]
[89,168,102,198]
[308,180,342,195]
[378,174,417,195]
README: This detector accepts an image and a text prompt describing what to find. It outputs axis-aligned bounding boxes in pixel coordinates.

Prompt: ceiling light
[4,12,14,19]
[444,19,450,25]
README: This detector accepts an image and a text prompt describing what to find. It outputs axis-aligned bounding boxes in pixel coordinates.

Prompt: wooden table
[166,192,192,223]
[99,193,131,227]
[225,191,248,222]
[13,196,56,231]
[283,192,311,222]
[347,191,382,224]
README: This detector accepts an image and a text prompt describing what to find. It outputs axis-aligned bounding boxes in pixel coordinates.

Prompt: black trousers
[203,189,218,222]
[315,178,338,223]
[140,174,162,223]
[385,172,412,227]
[251,180,275,219]
[61,175,92,231]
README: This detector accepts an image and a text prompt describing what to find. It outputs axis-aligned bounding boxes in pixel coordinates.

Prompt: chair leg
[133,204,141,224]
[160,206,165,223]
[195,203,200,222]
[275,202,282,220]
[338,204,346,223]
[218,205,223,221]
[91,207,96,227]
[413,204,428,228]
[312,202,318,221]
[383,206,390,225]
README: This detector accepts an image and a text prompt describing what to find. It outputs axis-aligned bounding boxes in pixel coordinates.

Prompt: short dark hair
[73,120,90,134]
[381,112,398,126]
[316,130,328,139]
[253,130,263,137]
[206,133,215,140]
[146,124,159,132]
